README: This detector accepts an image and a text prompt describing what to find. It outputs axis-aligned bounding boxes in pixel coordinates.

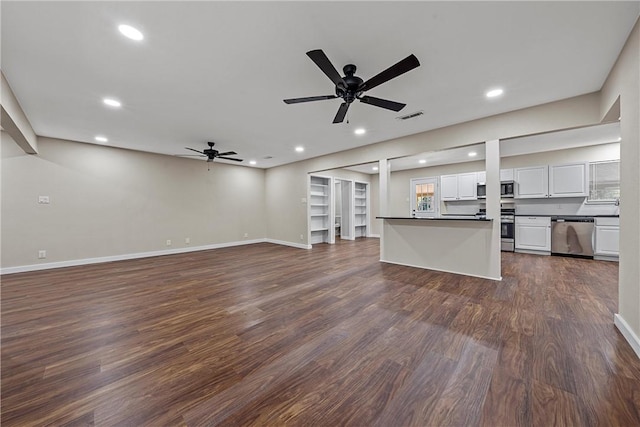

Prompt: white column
[378,158,390,216]
[485,139,501,280]
[379,158,390,260]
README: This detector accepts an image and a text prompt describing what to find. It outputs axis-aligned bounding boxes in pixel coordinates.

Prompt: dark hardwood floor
[2,238,639,426]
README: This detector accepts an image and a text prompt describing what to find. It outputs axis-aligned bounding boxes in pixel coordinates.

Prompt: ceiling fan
[284,49,420,124]
[182,142,243,163]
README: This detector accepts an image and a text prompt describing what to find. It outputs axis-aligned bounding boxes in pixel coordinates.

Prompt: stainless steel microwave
[477,181,515,198]
[501,181,514,198]
[477,183,486,199]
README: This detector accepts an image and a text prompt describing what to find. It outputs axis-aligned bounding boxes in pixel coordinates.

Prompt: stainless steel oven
[501,208,515,251]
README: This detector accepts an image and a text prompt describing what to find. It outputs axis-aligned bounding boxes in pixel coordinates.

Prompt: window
[588,160,620,202]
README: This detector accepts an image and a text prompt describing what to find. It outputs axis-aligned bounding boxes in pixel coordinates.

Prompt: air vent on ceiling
[396,110,424,121]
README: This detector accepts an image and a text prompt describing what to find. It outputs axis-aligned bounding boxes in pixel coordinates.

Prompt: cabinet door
[515,217,551,251]
[500,168,514,182]
[595,226,619,256]
[515,166,549,198]
[476,171,486,183]
[549,162,588,197]
[458,173,477,200]
[440,175,459,201]
[515,224,551,251]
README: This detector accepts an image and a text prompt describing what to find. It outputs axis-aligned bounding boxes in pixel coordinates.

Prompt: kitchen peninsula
[377,216,500,280]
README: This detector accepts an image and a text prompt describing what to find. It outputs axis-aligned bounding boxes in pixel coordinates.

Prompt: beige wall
[1,135,266,268]
[601,19,640,346]
[265,92,602,246]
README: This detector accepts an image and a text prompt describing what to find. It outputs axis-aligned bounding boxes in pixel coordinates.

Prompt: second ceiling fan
[284,49,420,124]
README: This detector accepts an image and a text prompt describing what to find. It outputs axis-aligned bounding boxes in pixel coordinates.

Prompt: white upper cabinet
[458,173,478,200]
[476,171,486,183]
[500,168,514,181]
[515,163,588,199]
[441,173,477,201]
[440,174,459,201]
[549,162,588,197]
[515,166,549,198]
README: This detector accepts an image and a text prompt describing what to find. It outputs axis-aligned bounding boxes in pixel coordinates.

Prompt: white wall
[1,134,267,269]
[600,18,640,354]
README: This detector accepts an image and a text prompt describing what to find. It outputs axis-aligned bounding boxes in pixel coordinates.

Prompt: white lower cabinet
[515,216,551,252]
[595,217,620,259]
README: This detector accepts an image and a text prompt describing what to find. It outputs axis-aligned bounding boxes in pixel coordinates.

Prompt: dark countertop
[515,214,619,218]
[377,216,493,221]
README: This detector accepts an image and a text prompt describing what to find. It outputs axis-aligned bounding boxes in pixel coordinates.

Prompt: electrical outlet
[38,250,46,259]
[166,239,171,246]
[243,233,248,238]
[300,234,304,240]
[185,237,190,245]
[301,197,307,204]
[38,196,50,204]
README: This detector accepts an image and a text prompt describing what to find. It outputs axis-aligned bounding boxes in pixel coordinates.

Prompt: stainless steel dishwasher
[551,217,595,258]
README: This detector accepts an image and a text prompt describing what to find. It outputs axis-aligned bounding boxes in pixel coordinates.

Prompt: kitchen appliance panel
[551,217,594,258]
[501,181,515,198]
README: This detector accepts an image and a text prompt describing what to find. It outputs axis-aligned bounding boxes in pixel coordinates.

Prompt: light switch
[301,197,307,204]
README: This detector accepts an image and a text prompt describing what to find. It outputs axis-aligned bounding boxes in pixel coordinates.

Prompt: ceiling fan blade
[176,154,207,157]
[284,95,338,104]
[217,156,243,162]
[306,49,346,87]
[359,95,406,112]
[358,54,420,92]
[333,102,350,124]
[185,147,205,155]
[217,151,237,156]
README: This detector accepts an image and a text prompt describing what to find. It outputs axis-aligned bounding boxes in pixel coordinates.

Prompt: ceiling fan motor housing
[336,64,363,103]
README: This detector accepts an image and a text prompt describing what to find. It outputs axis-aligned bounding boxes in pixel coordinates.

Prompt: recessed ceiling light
[468,151,477,157]
[94,136,108,143]
[118,24,144,41]
[249,160,257,165]
[295,146,304,153]
[617,137,622,142]
[419,159,427,164]
[103,98,121,108]
[372,166,379,171]
[354,128,366,135]
[485,88,504,98]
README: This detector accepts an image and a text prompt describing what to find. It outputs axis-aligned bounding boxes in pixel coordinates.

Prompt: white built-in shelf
[309,175,332,244]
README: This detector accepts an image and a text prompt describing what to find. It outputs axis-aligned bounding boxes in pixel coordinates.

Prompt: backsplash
[442,197,619,216]
[514,197,619,216]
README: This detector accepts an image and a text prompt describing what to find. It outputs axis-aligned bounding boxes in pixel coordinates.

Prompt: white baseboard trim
[0,238,315,275]
[614,313,640,359]
[264,238,312,250]
[514,249,551,256]
[379,258,502,281]
[368,234,380,238]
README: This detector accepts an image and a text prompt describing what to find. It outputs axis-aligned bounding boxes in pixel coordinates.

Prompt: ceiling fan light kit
[284,49,420,124]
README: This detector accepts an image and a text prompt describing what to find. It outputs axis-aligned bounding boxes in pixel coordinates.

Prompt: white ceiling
[2,2,638,168]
